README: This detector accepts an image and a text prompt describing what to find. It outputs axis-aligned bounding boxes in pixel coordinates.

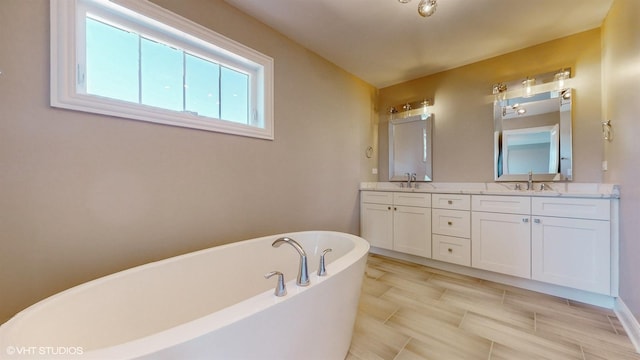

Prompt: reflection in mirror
[494,88,572,181]
[389,113,433,182]
[502,124,559,174]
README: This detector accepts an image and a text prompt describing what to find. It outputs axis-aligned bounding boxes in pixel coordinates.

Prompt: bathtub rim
[0,230,369,359]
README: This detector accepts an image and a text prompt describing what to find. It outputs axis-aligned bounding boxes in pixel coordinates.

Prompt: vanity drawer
[472,195,530,215]
[432,209,470,238]
[432,194,470,210]
[361,191,393,205]
[531,197,610,220]
[432,234,471,266]
[393,192,431,207]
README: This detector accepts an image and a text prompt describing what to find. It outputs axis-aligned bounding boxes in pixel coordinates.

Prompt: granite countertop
[359,182,620,199]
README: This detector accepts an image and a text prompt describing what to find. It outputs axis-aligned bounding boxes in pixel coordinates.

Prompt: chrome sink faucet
[405,172,417,188]
[527,171,533,190]
[272,237,310,286]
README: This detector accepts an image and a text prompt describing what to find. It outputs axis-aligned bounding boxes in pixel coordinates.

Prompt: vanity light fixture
[554,69,570,90]
[399,0,437,18]
[389,98,433,120]
[522,77,535,98]
[492,83,507,102]
[418,0,437,17]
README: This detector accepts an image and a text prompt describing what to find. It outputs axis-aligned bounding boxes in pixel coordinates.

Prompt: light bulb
[418,0,437,17]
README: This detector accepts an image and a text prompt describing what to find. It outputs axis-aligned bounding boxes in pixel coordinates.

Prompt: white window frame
[51,0,274,140]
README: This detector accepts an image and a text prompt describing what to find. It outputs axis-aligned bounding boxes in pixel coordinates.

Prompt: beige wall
[0,0,376,323]
[378,30,604,183]
[602,0,640,322]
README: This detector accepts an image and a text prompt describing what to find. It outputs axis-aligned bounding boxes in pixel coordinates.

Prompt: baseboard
[614,298,640,353]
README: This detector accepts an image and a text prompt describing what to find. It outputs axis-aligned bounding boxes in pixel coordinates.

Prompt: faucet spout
[527,171,533,190]
[272,237,310,286]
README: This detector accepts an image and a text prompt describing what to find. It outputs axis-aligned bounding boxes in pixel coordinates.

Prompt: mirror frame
[494,88,573,182]
[389,113,433,182]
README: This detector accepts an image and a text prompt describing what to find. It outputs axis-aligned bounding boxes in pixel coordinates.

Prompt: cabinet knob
[447,200,453,205]
[387,206,391,210]
[394,207,397,211]
[448,248,453,253]
[522,218,529,223]
[447,221,453,226]
[534,218,541,224]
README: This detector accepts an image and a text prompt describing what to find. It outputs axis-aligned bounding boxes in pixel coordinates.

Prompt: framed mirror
[494,88,572,181]
[389,113,433,182]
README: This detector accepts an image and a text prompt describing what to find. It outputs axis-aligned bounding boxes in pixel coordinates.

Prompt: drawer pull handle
[394,207,397,211]
[534,218,541,224]
[447,221,453,226]
[448,248,453,253]
[522,218,529,223]
[387,206,391,210]
[447,200,453,205]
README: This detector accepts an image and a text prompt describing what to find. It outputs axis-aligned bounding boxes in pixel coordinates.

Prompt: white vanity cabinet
[471,195,532,278]
[431,194,471,266]
[531,197,612,295]
[360,184,619,302]
[360,191,432,257]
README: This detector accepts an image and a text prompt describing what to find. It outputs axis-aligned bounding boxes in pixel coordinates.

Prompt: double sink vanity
[360,182,619,305]
[374,70,620,306]
[370,69,619,307]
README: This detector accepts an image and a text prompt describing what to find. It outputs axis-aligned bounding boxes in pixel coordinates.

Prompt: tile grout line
[607,315,620,335]
[384,307,400,324]
[459,310,469,328]
[392,337,413,360]
[438,288,449,300]
[487,341,494,360]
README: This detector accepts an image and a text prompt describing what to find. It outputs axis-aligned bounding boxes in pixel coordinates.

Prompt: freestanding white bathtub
[0,231,369,359]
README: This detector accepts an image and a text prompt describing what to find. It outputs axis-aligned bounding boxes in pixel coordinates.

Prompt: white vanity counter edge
[360,182,620,199]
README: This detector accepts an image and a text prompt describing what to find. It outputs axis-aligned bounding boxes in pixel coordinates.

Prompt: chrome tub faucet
[264,271,287,297]
[317,248,332,276]
[272,237,310,286]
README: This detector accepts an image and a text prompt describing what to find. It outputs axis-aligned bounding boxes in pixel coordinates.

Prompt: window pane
[141,38,183,111]
[85,18,139,102]
[185,54,220,119]
[221,67,249,124]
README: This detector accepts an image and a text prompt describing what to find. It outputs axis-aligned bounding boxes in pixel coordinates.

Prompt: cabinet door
[532,216,610,294]
[393,206,432,257]
[472,212,531,278]
[360,203,393,250]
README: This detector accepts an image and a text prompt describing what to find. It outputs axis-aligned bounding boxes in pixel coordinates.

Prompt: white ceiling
[223,0,613,88]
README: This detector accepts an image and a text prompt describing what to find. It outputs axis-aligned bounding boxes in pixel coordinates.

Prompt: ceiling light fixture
[399,0,437,18]
[418,0,437,17]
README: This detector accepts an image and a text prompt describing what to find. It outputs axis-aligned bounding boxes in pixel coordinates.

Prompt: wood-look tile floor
[347,254,640,360]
